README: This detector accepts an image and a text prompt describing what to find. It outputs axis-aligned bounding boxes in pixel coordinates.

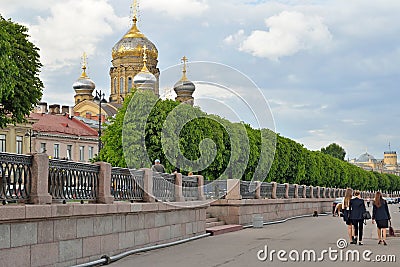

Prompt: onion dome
[72,65,96,90]
[174,56,195,105]
[133,45,157,90]
[73,53,96,105]
[111,16,158,61]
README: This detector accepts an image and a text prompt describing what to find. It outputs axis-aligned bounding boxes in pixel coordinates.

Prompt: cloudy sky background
[1,0,400,160]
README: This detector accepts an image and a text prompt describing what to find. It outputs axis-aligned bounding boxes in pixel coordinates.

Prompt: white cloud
[223,29,245,45]
[140,0,208,18]
[28,0,125,71]
[236,11,332,61]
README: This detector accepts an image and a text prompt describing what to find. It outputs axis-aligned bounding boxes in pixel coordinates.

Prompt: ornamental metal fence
[204,179,227,199]
[313,187,318,198]
[288,184,296,198]
[240,181,257,199]
[298,186,305,198]
[260,182,273,198]
[0,152,32,202]
[182,175,199,201]
[48,159,99,201]
[153,172,175,201]
[111,167,144,201]
[276,183,286,198]
[306,186,312,198]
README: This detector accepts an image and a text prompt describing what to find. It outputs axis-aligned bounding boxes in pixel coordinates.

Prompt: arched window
[120,77,124,93]
[128,77,132,92]
[113,78,117,93]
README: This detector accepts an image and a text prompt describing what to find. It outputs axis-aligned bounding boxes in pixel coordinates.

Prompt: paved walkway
[110,204,400,267]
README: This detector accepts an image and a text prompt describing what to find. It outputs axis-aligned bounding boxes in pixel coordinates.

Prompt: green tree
[321,143,346,160]
[0,16,43,128]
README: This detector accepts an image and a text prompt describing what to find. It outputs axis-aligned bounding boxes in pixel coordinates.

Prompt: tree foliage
[0,16,43,128]
[321,143,346,160]
[99,91,400,192]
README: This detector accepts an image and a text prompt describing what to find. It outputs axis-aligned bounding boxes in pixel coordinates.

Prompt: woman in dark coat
[349,191,366,245]
[372,192,391,245]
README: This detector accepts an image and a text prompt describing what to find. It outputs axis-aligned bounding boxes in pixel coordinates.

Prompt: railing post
[29,153,52,204]
[284,183,289,199]
[315,186,320,198]
[196,175,206,201]
[294,184,299,198]
[141,168,155,203]
[95,162,114,204]
[174,173,184,202]
[302,185,307,198]
[310,186,314,198]
[226,179,242,200]
[271,182,277,199]
[255,181,261,199]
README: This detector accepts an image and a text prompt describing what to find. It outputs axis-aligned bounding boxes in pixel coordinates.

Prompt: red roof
[30,113,98,137]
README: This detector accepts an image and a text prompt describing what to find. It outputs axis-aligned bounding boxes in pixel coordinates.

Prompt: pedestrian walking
[342,188,354,243]
[372,192,391,245]
[349,190,366,245]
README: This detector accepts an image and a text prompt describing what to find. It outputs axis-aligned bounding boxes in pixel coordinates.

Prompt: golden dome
[112,17,158,60]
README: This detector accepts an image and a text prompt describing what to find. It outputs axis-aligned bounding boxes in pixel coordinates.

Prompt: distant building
[0,120,35,155]
[30,108,99,162]
[349,150,400,176]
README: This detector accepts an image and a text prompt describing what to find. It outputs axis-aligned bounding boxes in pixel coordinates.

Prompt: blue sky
[1,0,400,160]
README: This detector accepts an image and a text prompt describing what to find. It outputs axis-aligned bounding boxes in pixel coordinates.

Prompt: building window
[120,77,124,93]
[40,143,46,153]
[128,77,132,92]
[67,145,72,160]
[0,134,5,152]
[54,144,60,159]
[113,78,117,93]
[16,136,23,154]
[79,146,85,161]
[88,146,94,160]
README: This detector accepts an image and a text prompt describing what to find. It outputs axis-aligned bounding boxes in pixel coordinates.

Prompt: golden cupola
[109,0,160,103]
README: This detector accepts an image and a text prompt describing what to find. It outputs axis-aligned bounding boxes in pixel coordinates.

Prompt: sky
[1,0,400,160]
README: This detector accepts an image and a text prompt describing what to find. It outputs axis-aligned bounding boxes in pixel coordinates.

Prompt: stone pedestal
[196,175,206,201]
[29,153,52,204]
[226,179,242,200]
[95,162,114,204]
[174,173,184,202]
[141,168,155,203]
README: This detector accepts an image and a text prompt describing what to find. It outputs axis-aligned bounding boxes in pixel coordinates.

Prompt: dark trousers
[352,219,364,241]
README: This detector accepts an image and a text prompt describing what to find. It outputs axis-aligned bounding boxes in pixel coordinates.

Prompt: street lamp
[93,89,107,152]
[24,129,36,153]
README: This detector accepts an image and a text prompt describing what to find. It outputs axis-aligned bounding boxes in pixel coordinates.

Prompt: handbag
[389,220,395,237]
[362,210,371,220]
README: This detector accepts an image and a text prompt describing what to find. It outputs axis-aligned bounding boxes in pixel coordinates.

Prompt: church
[72,0,196,122]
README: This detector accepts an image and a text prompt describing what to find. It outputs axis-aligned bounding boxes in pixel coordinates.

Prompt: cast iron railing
[153,172,175,201]
[111,167,144,201]
[240,181,257,199]
[276,183,286,198]
[204,180,227,199]
[48,159,99,200]
[182,175,199,201]
[313,187,318,198]
[306,186,312,198]
[288,184,296,198]
[260,182,273,198]
[298,186,305,198]
[0,152,32,202]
